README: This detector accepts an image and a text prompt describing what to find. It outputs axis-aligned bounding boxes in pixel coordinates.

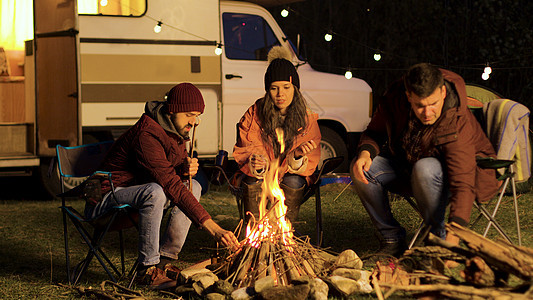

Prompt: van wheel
[319,125,349,172]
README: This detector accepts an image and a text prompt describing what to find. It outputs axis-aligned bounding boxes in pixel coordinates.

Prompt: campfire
[214,129,327,288]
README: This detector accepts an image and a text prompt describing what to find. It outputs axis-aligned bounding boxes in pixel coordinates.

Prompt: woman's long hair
[257,86,309,159]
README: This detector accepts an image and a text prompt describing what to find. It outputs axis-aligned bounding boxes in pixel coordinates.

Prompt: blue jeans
[86,180,201,266]
[352,156,449,242]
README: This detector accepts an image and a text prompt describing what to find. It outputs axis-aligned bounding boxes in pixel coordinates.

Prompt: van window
[78,0,146,16]
[222,12,280,60]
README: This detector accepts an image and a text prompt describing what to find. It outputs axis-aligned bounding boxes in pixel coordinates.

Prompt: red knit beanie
[166,83,205,113]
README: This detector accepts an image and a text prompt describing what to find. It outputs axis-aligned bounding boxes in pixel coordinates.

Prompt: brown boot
[241,180,262,225]
[280,183,306,223]
[163,263,181,280]
[135,266,176,290]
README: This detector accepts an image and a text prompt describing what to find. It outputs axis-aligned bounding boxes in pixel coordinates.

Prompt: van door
[34,0,80,156]
[220,9,282,153]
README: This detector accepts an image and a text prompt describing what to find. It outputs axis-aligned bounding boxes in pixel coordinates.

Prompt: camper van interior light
[324,32,333,42]
[154,21,163,33]
[345,69,353,80]
[215,43,223,55]
[373,52,381,61]
[281,8,289,17]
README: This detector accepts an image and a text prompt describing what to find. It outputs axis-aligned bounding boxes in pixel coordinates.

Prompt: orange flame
[245,128,295,251]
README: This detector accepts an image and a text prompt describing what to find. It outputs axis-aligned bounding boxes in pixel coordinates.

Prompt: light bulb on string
[154,21,163,33]
[345,69,353,80]
[214,43,223,55]
[324,31,333,42]
[484,65,492,75]
[281,8,289,18]
[373,52,381,61]
[481,72,490,80]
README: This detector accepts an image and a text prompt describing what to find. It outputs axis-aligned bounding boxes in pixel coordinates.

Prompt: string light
[345,68,353,80]
[281,8,289,18]
[131,2,531,80]
[100,0,108,6]
[153,21,163,33]
[324,31,333,42]
[214,43,223,55]
[481,62,492,80]
[484,64,492,75]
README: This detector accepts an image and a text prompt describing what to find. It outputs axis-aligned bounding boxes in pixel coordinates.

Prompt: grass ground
[0,175,531,299]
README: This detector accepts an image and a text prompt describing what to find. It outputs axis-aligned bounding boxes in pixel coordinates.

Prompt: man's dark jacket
[97,102,210,226]
[358,69,499,226]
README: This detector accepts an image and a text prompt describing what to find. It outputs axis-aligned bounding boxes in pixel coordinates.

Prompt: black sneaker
[377,239,407,258]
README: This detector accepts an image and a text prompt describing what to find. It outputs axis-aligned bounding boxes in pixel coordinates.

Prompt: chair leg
[69,215,122,284]
[315,188,322,247]
[128,260,140,289]
[483,178,509,237]
[408,220,425,249]
[511,176,522,246]
[474,202,513,244]
[62,208,72,285]
[119,230,125,275]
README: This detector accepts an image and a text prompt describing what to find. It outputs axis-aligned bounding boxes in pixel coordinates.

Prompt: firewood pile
[171,236,373,300]
[63,221,533,300]
[374,222,533,300]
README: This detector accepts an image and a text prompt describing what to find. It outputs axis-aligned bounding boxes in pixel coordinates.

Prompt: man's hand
[187,157,199,177]
[250,154,268,171]
[202,219,239,251]
[294,140,318,158]
[352,150,372,184]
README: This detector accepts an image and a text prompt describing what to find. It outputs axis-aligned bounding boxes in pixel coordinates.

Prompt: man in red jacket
[350,63,498,258]
[85,83,239,289]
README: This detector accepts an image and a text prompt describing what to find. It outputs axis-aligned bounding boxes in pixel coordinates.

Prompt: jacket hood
[144,101,182,138]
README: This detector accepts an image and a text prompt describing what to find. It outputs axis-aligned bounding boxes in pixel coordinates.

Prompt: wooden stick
[283,252,301,282]
[235,246,258,287]
[255,242,270,280]
[371,268,385,300]
[379,282,532,300]
[446,222,533,280]
[188,123,198,191]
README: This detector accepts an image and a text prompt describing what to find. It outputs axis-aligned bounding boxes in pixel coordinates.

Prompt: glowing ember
[244,128,295,251]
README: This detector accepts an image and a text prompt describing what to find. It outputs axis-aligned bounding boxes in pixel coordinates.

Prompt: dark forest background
[266,0,533,110]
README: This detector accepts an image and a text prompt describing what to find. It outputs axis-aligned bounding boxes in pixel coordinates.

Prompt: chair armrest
[476,156,514,169]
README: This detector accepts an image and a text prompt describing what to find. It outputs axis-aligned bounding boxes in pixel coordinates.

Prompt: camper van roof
[242,0,305,8]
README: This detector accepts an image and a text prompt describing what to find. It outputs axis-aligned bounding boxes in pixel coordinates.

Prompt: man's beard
[178,125,191,139]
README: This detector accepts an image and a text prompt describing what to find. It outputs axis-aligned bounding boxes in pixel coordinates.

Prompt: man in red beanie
[85,82,239,289]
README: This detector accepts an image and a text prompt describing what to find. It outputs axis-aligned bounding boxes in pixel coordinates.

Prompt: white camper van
[0,0,372,194]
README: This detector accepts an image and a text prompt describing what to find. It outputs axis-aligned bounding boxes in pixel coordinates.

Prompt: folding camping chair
[57,141,138,285]
[470,99,530,246]
[206,156,343,247]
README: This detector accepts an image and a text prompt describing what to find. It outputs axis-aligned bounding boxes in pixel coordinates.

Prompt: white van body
[0,0,371,192]
[78,0,372,168]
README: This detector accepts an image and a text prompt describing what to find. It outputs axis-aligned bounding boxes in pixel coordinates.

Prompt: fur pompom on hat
[166,82,205,113]
[264,46,300,91]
